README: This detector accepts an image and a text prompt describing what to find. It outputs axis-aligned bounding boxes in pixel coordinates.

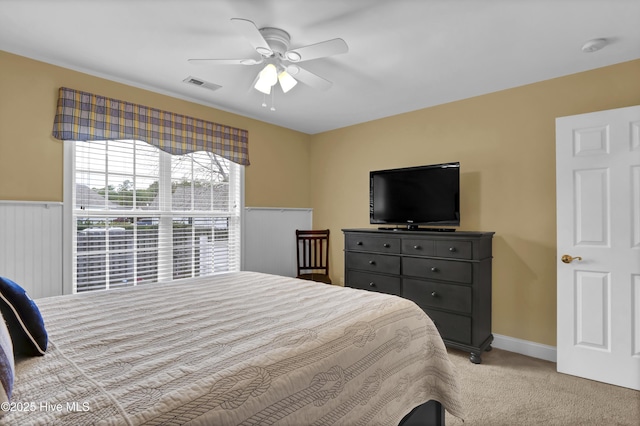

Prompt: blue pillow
[0,315,14,404]
[0,277,47,356]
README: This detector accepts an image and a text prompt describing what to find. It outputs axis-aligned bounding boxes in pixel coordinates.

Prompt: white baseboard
[492,334,557,363]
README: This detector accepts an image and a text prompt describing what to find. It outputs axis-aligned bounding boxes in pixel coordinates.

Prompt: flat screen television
[369,162,460,230]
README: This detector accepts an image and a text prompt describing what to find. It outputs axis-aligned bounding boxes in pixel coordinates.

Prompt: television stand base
[407,225,456,232]
[377,226,456,232]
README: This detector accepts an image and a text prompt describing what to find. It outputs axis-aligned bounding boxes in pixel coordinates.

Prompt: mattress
[6,271,463,425]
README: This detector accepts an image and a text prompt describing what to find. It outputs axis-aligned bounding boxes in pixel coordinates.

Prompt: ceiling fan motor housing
[258,27,291,56]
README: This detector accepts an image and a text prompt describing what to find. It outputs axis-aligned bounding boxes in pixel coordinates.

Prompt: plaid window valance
[52,87,250,166]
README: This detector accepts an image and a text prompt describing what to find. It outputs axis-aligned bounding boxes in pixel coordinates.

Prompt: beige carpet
[444,347,640,425]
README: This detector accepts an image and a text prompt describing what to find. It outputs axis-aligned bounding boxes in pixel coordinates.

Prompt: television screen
[370,162,460,228]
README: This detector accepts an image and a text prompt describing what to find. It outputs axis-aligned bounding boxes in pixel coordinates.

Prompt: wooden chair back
[295,229,331,284]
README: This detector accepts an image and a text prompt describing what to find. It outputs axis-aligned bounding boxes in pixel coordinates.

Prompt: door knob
[561,254,583,264]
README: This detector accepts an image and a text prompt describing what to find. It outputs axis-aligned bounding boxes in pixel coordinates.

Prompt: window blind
[72,139,241,292]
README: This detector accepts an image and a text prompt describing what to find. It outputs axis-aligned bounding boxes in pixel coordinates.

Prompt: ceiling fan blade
[287,65,333,91]
[230,18,272,56]
[286,38,348,62]
[188,58,263,66]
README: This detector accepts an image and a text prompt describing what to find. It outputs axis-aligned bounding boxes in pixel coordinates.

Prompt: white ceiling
[1,0,639,134]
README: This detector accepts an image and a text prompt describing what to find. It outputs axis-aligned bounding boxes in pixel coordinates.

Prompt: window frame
[63,140,245,295]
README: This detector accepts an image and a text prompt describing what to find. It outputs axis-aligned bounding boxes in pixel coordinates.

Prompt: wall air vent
[182,76,222,92]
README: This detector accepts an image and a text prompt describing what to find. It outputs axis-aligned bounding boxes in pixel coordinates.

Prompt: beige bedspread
[6,271,463,425]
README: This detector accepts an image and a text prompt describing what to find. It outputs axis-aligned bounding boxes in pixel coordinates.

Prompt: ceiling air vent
[182,76,222,92]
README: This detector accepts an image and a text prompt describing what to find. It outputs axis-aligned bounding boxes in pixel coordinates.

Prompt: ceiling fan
[189,18,348,95]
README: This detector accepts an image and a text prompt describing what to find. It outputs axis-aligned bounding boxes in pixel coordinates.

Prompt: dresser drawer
[403,278,472,314]
[347,271,401,295]
[402,239,436,256]
[435,240,473,259]
[403,257,472,283]
[345,234,401,254]
[425,309,472,345]
[346,252,401,275]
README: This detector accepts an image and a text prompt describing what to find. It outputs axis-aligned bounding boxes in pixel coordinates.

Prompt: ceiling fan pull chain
[261,93,267,108]
[270,90,276,111]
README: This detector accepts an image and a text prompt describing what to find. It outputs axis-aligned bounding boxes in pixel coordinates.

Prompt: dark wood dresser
[343,228,494,363]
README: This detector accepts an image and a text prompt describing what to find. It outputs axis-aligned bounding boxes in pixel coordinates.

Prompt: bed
[1,271,463,425]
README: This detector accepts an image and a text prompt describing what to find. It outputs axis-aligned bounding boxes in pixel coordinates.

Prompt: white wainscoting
[243,207,312,277]
[0,201,63,298]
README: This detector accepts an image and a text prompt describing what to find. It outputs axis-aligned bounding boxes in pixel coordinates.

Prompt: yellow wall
[2,49,639,348]
[0,50,312,207]
[310,59,640,346]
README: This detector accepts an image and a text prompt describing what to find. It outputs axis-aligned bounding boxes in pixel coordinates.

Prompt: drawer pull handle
[356,241,363,246]
[431,291,437,297]
[414,245,421,250]
[449,247,456,252]
[369,260,376,265]
[369,282,376,287]
[383,243,390,248]
[430,267,438,272]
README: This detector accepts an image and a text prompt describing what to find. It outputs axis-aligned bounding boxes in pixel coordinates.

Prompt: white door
[556,105,640,390]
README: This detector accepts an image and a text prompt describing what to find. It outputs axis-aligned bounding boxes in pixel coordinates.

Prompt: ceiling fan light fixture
[263,64,278,85]
[278,70,298,93]
[254,79,272,95]
[254,63,278,94]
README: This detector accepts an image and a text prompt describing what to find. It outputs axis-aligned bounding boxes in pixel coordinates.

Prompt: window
[65,140,242,293]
